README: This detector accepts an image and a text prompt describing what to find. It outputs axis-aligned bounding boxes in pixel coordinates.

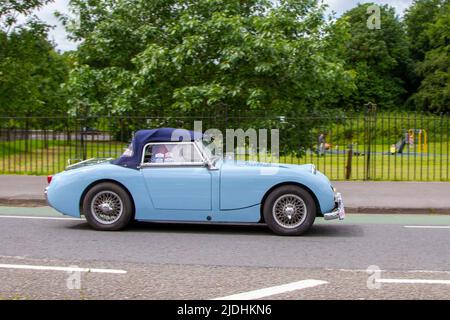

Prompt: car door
[140,142,212,211]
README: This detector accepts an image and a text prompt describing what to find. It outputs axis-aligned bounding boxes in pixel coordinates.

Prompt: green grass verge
[0,139,449,181]
[0,140,127,175]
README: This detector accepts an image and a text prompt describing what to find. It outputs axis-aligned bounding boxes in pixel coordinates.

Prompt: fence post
[76,117,88,161]
[346,143,353,180]
[364,103,377,180]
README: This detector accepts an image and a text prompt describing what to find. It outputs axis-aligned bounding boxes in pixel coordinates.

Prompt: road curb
[0,198,47,207]
[345,207,450,215]
[1,197,450,215]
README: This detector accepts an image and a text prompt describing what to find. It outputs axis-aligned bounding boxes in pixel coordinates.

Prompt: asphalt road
[0,207,449,300]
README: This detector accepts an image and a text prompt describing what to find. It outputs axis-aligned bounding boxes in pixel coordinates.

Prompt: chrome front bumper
[323,192,345,221]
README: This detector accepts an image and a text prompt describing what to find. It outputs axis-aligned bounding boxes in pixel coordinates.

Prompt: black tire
[263,185,316,236]
[82,182,134,231]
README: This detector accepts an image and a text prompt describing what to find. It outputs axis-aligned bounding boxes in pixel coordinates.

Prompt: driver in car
[150,144,169,163]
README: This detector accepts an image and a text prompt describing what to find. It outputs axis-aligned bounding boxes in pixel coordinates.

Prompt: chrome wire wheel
[90,191,124,225]
[272,194,307,229]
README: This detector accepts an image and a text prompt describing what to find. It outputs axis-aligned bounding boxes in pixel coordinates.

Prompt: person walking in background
[318,133,326,156]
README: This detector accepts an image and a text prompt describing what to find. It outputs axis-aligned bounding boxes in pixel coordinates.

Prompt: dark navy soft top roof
[112,128,203,168]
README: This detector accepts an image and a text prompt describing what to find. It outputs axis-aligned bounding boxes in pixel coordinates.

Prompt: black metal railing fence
[0,112,448,181]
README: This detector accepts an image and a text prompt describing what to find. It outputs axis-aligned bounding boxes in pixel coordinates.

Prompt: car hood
[220,159,315,172]
[217,159,334,212]
[218,159,327,180]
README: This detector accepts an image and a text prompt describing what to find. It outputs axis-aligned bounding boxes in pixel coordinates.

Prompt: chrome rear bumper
[323,192,345,221]
[44,187,51,207]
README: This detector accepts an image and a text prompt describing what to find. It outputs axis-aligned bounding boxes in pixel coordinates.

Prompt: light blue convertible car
[45,128,344,236]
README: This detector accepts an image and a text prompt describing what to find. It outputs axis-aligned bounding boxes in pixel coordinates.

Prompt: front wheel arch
[260,182,322,223]
[79,179,135,218]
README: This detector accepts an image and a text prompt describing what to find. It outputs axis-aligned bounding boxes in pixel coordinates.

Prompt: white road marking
[404,225,450,229]
[377,278,450,285]
[0,263,127,274]
[330,268,450,274]
[211,279,328,300]
[0,215,83,221]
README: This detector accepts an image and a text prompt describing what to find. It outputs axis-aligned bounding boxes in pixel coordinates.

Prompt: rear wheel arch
[79,179,135,217]
[259,182,322,223]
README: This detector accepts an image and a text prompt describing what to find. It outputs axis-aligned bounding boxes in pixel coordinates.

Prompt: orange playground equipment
[392,129,428,154]
[407,129,428,153]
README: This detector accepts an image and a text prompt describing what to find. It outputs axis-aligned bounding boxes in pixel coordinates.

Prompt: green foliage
[404,0,443,61]
[0,0,53,31]
[405,0,449,113]
[337,3,411,111]
[0,22,69,117]
[0,0,447,137]
[63,0,355,119]
[0,0,69,118]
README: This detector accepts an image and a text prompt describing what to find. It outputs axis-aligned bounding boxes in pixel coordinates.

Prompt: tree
[404,0,443,61]
[0,0,53,32]
[0,0,69,118]
[405,0,449,112]
[0,21,69,117]
[62,0,355,120]
[337,3,411,110]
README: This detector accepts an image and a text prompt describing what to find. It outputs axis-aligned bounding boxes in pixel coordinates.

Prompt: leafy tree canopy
[62,0,355,119]
[338,3,411,111]
[405,0,449,113]
[0,0,53,32]
[404,0,444,61]
[0,0,69,118]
